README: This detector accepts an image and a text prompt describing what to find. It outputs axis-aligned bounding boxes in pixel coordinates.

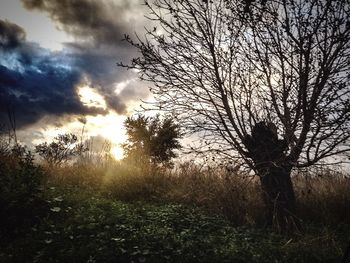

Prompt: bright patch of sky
[78,86,107,110]
[114,78,137,95]
[30,111,127,160]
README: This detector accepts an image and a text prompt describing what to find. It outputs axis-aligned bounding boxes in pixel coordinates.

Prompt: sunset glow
[111,146,124,160]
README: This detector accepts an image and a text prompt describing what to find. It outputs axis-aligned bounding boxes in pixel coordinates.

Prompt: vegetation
[0,132,349,262]
[121,0,350,232]
[1,182,348,263]
[1,0,350,261]
[122,115,182,167]
[0,139,47,240]
[35,133,87,167]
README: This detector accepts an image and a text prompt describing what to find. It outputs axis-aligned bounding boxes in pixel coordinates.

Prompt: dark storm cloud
[21,0,143,47]
[20,0,150,115]
[0,20,107,128]
[0,19,26,49]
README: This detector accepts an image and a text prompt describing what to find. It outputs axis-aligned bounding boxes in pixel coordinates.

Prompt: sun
[111,146,124,160]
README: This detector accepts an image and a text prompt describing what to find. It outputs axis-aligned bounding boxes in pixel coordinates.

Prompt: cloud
[0,19,26,49]
[20,0,150,114]
[64,42,132,112]
[1,0,151,130]
[0,19,107,128]
[21,0,145,47]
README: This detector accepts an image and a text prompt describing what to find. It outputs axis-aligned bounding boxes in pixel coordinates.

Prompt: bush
[0,142,47,239]
[122,114,182,167]
[36,133,87,167]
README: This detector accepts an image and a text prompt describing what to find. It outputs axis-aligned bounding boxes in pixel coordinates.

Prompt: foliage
[122,115,182,167]
[0,150,349,262]
[35,133,87,166]
[0,141,47,239]
[1,187,348,262]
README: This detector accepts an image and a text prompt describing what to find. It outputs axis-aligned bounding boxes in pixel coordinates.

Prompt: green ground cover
[1,186,348,263]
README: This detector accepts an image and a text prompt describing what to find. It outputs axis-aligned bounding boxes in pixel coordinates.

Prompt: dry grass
[164,163,264,225]
[42,159,350,227]
[294,169,350,225]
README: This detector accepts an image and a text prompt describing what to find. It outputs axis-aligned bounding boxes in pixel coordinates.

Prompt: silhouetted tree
[35,133,87,166]
[122,115,182,167]
[121,0,350,232]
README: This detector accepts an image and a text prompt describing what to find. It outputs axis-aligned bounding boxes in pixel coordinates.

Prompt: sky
[0,0,152,158]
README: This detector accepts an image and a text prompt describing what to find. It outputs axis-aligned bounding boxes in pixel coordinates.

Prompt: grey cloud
[116,80,150,104]
[21,0,145,47]
[63,42,133,114]
[0,19,26,49]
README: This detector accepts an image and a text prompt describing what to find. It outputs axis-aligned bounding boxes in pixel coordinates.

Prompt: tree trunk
[244,122,302,233]
[259,165,300,233]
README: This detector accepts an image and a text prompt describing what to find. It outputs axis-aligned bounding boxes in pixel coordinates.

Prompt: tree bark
[258,165,299,233]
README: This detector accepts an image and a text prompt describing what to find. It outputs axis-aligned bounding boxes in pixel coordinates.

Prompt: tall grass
[43,156,350,227]
[294,168,350,225]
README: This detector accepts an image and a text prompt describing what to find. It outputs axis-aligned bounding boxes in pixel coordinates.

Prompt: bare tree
[120,0,350,232]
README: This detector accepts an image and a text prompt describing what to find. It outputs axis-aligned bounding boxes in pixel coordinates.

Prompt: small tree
[122,115,182,167]
[35,133,87,166]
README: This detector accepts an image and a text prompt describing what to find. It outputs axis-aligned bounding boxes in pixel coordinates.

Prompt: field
[1,147,350,262]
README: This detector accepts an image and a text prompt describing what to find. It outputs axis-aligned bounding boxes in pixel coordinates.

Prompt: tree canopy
[122,115,182,167]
